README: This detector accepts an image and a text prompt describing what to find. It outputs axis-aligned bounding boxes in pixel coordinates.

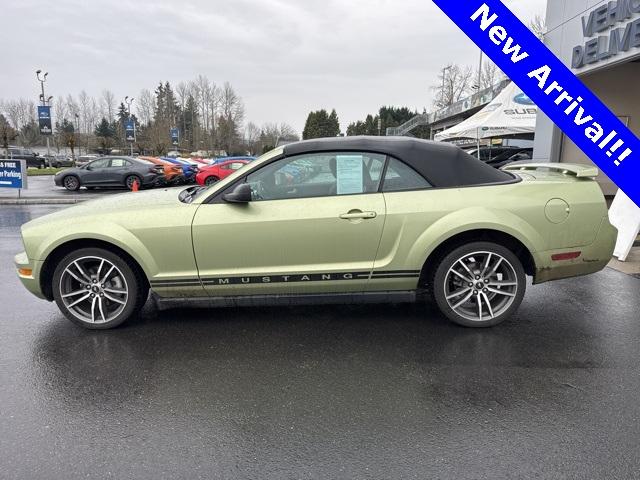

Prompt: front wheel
[62,175,80,191]
[431,242,526,327]
[52,248,148,329]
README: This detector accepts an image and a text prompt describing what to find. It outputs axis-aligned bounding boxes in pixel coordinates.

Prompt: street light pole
[477,50,484,93]
[36,70,51,165]
[74,113,80,159]
[440,65,453,108]
[124,96,135,156]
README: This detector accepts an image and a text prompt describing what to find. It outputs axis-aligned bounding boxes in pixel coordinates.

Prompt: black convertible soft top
[283,136,516,188]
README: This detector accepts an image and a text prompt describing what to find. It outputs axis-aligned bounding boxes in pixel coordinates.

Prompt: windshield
[181,147,284,203]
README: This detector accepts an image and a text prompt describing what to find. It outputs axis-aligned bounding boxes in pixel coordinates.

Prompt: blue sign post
[170,128,180,146]
[125,120,136,142]
[0,159,28,194]
[37,106,52,136]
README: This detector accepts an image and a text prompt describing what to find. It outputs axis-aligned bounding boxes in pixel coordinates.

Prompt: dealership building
[533,0,640,195]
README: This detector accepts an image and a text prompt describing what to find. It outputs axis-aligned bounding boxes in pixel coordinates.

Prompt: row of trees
[0,76,299,157]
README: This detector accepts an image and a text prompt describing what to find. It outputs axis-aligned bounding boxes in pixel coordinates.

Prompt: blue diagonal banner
[432,0,639,207]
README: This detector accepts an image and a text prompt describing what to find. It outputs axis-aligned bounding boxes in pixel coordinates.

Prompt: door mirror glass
[222,183,252,203]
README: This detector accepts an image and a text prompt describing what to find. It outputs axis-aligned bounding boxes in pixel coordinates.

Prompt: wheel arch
[418,228,536,289]
[39,237,152,301]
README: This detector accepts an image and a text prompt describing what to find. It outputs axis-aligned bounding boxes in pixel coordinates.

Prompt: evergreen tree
[94,118,116,152]
[303,109,340,139]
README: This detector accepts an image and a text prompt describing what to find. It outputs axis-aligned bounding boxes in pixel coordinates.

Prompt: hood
[23,188,183,229]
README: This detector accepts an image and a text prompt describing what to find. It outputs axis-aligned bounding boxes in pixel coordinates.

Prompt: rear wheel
[52,248,148,329]
[205,176,220,186]
[62,175,80,191]
[125,175,142,190]
[432,242,526,327]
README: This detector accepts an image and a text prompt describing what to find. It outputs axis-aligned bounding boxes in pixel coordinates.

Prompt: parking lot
[0,204,639,479]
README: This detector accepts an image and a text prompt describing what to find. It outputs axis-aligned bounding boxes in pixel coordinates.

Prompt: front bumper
[14,251,47,300]
[533,216,618,284]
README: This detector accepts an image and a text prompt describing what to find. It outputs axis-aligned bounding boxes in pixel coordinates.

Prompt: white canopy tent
[434,82,537,142]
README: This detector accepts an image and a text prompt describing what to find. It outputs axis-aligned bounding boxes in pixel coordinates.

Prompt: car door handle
[339,210,377,220]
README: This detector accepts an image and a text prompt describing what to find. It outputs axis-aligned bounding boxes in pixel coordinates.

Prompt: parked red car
[195,159,249,186]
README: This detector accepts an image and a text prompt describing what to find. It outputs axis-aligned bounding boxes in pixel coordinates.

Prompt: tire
[125,175,142,190]
[39,160,46,169]
[205,176,219,186]
[431,241,526,328]
[62,175,80,191]
[52,247,148,329]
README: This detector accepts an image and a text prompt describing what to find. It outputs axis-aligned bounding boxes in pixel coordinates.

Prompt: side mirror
[85,165,92,171]
[222,183,252,203]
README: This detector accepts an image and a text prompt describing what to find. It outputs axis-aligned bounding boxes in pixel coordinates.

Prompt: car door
[191,151,387,296]
[373,157,441,290]
[82,158,111,185]
[106,158,132,185]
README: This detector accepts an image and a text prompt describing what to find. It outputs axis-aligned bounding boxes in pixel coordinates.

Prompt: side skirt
[152,291,418,311]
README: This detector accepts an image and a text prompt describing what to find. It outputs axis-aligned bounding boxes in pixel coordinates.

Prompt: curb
[0,198,84,205]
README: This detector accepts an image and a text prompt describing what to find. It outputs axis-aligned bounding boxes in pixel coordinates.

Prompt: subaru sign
[170,127,179,146]
[0,159,28,189]
[37,106,52,136]
[125,119,136,142]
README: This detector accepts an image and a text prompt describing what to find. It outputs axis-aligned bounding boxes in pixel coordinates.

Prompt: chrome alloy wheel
[443,251,518,322]
[58,256,129,324]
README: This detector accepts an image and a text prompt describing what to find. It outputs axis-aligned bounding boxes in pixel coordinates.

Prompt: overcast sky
[1,0,547,134]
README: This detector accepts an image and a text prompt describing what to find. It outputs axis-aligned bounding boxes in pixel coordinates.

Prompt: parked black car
[464,146,533,169]
[43,154,74,168]
[5,147,46,168]
[54,156,163,191]
[485,148,533,169]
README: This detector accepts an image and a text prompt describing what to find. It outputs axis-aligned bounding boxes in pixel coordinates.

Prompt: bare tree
[475,60,504,90]
[529,15,546,40]
[4,98,36,130]
[244,122,261,154]
[432,64,474,109]
[136,88,155,126]
[218,82,245,153]
[258,122,299,152]
[100,89,116,121]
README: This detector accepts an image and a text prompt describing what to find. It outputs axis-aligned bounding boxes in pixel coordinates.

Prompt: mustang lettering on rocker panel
[150,270,421,289]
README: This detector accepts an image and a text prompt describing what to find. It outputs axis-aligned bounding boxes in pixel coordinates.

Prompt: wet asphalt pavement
[1,205,640,479]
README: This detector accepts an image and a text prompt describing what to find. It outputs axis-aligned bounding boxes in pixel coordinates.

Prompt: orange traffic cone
[132,179,139,192]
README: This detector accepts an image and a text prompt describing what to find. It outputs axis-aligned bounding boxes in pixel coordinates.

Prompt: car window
[382,157,431,192]
[89,158,110,169]
[230,162,245,170]
[109,158,130,168]
[245,152,386,201]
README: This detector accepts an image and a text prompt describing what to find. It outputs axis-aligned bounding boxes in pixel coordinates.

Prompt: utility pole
[124,96,135,156]
[477,50,484,92]
[36,70,53,165]
[440,65,453,109]
[74,113,80,158]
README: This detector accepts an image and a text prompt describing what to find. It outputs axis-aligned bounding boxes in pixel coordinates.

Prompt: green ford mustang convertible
[15,137,617,329]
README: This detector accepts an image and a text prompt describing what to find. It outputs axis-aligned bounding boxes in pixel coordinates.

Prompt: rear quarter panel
[374,178,609,288]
